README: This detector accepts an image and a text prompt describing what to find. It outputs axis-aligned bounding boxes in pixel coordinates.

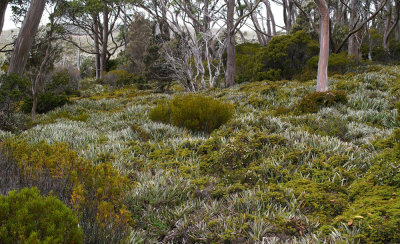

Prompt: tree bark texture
[225,0,236,88]
[8,0,46,75]
[0,1,8,37]
[315,0,329,92]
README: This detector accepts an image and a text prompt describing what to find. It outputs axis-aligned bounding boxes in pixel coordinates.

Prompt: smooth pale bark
[315,0,329,92]
[8,0,46,75]
[225,0,236,88]
[0,1,8,37]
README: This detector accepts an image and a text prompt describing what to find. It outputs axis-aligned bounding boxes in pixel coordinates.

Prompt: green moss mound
[150,94,234,133]
[297,91,347,114]
[0,187,83,243]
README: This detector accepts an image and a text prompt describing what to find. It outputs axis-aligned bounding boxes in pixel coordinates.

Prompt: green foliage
[22,92,69,114]
[80,57,95,79]
[297,91,347,114]
[304,52,356,79]
[150,94,234,133]
[0,74,30,131]
[235,43,263,83]
[102,69,144,87]
[336,183,400,243]
[143,37,174,92]
[0,187,83,244]
[0,140,133,243]
[48,69,81,95]
[235,31,319,82]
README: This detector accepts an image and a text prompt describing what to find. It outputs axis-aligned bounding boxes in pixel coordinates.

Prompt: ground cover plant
[0,64,399,243]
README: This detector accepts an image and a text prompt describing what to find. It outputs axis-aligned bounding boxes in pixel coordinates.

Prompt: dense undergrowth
[1,64,400,243]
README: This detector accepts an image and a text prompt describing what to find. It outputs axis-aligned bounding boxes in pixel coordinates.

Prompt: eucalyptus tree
[31,3,65,120]
[314,0,329,92]
[0,1,8,36]
[383,0,399,52]
[8,0,47,75]
[60,0,125,79]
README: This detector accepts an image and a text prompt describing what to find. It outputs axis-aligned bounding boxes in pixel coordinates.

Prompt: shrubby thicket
[0,187,83,243]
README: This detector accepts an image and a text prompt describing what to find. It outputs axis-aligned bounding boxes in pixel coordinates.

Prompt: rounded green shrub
[150,94,234,133]
[0,187,83,243]
[22,92,69,114]
[297,91,347,114]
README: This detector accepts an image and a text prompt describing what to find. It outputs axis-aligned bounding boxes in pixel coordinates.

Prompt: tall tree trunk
[315,0,329,92]
[265,0,276,35]
[93,13,101,79]
[0,1,8,37]
[348,0,360,61]
[100,5,109,78]
[8,0,46,75]
[383,0,399,52]
[225,0,236,88]
[396,22,400,42]
[383,0,393,52]
[283,0,289,33]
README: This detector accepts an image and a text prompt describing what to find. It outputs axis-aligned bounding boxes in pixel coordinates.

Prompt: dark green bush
[304,52,356,79]
[297,91,347,114]
[235,31,319,82]
[0,74,30,131]
[22,92,69,114]
[235,43,263,83]
[0,187,83,243]
[49,70,71,93]
[150,94,234,133]
[102,69,144,87]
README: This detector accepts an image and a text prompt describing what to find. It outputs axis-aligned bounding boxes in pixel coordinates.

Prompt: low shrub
[150,94,234,133]
[0,187,83,243]
[302,52,356,80]
[0,74,30,131]
[102,69,144,87]
[0,140,133,243]
[297,91,347,114]
[49,68,79,94]
[336,183,400,243]
[22,92,69,114]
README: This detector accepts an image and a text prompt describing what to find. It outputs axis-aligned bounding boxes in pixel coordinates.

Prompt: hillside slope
[2,65,400,243]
